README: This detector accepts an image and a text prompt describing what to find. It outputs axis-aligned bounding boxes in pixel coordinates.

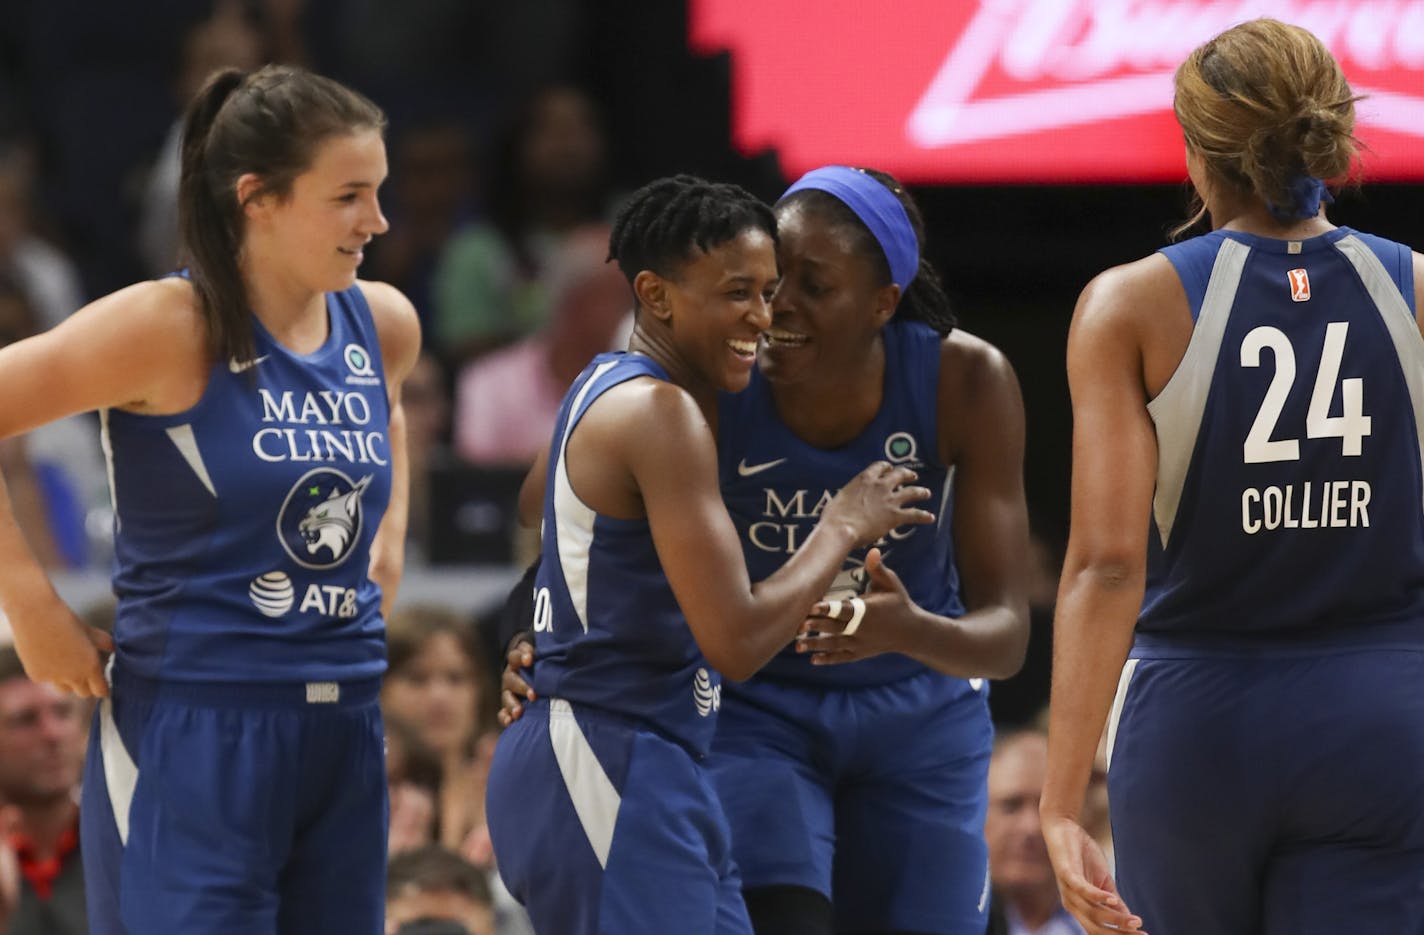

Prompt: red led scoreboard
[689,0,1424,183]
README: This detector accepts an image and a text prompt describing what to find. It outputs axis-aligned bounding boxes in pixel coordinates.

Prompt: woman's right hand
[822,462,934,547]
[497,634,536,727]
[1043,814,1144,934]
[9,598,112,698]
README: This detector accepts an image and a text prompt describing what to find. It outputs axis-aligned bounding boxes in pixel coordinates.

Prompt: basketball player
[1040,19,1424,935]
[503,166,1032,934]
[0,65,420,934]
[484,175,934,935]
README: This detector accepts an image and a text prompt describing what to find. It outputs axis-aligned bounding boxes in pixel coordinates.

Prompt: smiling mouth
[763,327,809,348]
[338,247,364,261]
[727,337,758,359]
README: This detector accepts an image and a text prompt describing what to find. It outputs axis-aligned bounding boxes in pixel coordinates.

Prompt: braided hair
[778,169,956,336]
[608,174,777,300]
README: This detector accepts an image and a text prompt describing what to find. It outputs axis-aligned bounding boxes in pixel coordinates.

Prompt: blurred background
[0,0,1418,657]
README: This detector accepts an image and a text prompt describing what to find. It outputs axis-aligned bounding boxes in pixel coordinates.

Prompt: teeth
[765,328,808,345]
[727,339,757,355]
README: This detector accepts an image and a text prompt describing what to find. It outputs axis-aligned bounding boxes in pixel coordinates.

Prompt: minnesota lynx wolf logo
[277,469,373,569]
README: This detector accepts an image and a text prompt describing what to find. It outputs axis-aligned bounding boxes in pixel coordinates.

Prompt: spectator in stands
[386,714,444,857]
[453,224,628,465]
[431,85,610,363]
[0,647,87,935]
[385,845,494,935]
[137,0,265,278]
[0,142,85,332]
[364,119,477,335]
[402,351,455,565]
[985,728,1083,935]
[382,606,497,859]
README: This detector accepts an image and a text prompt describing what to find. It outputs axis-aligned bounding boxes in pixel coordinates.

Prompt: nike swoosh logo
[737,457,787,478]
[228,355,270,373]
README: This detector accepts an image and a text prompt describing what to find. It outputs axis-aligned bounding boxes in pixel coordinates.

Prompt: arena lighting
[689,0,1424,183]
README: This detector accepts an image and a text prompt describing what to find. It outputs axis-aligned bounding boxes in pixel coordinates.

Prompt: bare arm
[518,445,549,528]
[915,335,1031,677]
[612,382,931,681]
[1041,264,1163,934]
[360,280,422,616]
[794,334,1030,678]
[0,279,198,694]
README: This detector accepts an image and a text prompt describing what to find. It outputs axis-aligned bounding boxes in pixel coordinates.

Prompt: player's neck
[1210,196,1335,241]
[769,339,885,449]
[626,323,718,426]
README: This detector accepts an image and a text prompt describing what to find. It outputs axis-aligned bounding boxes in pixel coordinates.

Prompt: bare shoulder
[1073,253,1181,334]
[67,277,205,347]
[356,279,421,384]
[940,329,1018,401]
[938,329,1024,464]
[604,374,708,437]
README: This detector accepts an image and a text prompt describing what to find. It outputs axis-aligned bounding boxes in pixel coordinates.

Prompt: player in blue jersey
[1041,19,1424,935]
[484,175,935,935]
[502,166,1032,935]
[0,65,421,934]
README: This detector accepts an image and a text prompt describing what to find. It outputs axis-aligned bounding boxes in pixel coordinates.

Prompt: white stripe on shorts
[1104,658,1140,771]
[549,698,622,869]
[99,697,139,845]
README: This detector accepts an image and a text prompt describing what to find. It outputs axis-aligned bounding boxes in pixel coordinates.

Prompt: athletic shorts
[1108,647,1424,935]
[81,661,388,935]
[486,697,751,935]
[710,670,992,934]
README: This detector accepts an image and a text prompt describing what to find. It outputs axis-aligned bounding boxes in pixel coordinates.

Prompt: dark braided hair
[607,174,777,302]
[778,169,956,336]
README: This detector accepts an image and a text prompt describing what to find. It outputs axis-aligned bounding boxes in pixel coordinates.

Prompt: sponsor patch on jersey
[248,570,295,617]
[1288,268,1311,303]
[693,667,722,717]
[884,431,919,464]
[277,468,372,569]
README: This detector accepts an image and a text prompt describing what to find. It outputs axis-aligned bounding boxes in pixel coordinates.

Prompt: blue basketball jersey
[717,316,966,686]
[1139,227,1424,647]
[104,285,392,682]
[530,353,723,756]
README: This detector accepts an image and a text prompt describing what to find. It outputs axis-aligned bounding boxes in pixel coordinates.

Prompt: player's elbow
[700,644,761,683]
[1064,551,1145,593]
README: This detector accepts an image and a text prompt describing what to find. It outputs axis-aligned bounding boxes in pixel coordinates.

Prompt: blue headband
[779,166,920,290]
[1267,175,1334,222]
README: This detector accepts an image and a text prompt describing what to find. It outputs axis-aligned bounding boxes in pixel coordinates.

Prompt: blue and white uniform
[81,284,393,935]
[1108,227,1424,935]
[485,353,751,935]
[712,317,993,934]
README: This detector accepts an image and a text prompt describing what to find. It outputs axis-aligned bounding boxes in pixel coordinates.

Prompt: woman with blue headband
[710,165,1030,934]
[501,164,1032,933]
[1041,20,1424,935]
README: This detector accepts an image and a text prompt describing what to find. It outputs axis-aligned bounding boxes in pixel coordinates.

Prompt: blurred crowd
[0,2,1079,933]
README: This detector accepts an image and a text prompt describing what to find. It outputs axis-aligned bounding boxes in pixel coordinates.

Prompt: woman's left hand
[795,548,919,665]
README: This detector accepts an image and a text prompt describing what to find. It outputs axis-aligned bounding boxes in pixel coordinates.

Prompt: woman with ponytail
[505,165,1032,934]
[0,64,420,934]
[1041,19,1424,935]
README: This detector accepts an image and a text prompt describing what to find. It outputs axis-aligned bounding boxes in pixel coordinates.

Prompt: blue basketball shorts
[1107,647,1424,935]
[486,697,751,935]
[709,670,992,934]
[81,662,388,935]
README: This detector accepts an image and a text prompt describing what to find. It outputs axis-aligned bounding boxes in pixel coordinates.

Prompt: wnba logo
[1288,268,1311,303]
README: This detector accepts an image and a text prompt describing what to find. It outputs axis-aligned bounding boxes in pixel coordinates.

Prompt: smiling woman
[0,64,421,935]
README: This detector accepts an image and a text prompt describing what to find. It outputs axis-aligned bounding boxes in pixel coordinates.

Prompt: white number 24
[1239,322,1371,464]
